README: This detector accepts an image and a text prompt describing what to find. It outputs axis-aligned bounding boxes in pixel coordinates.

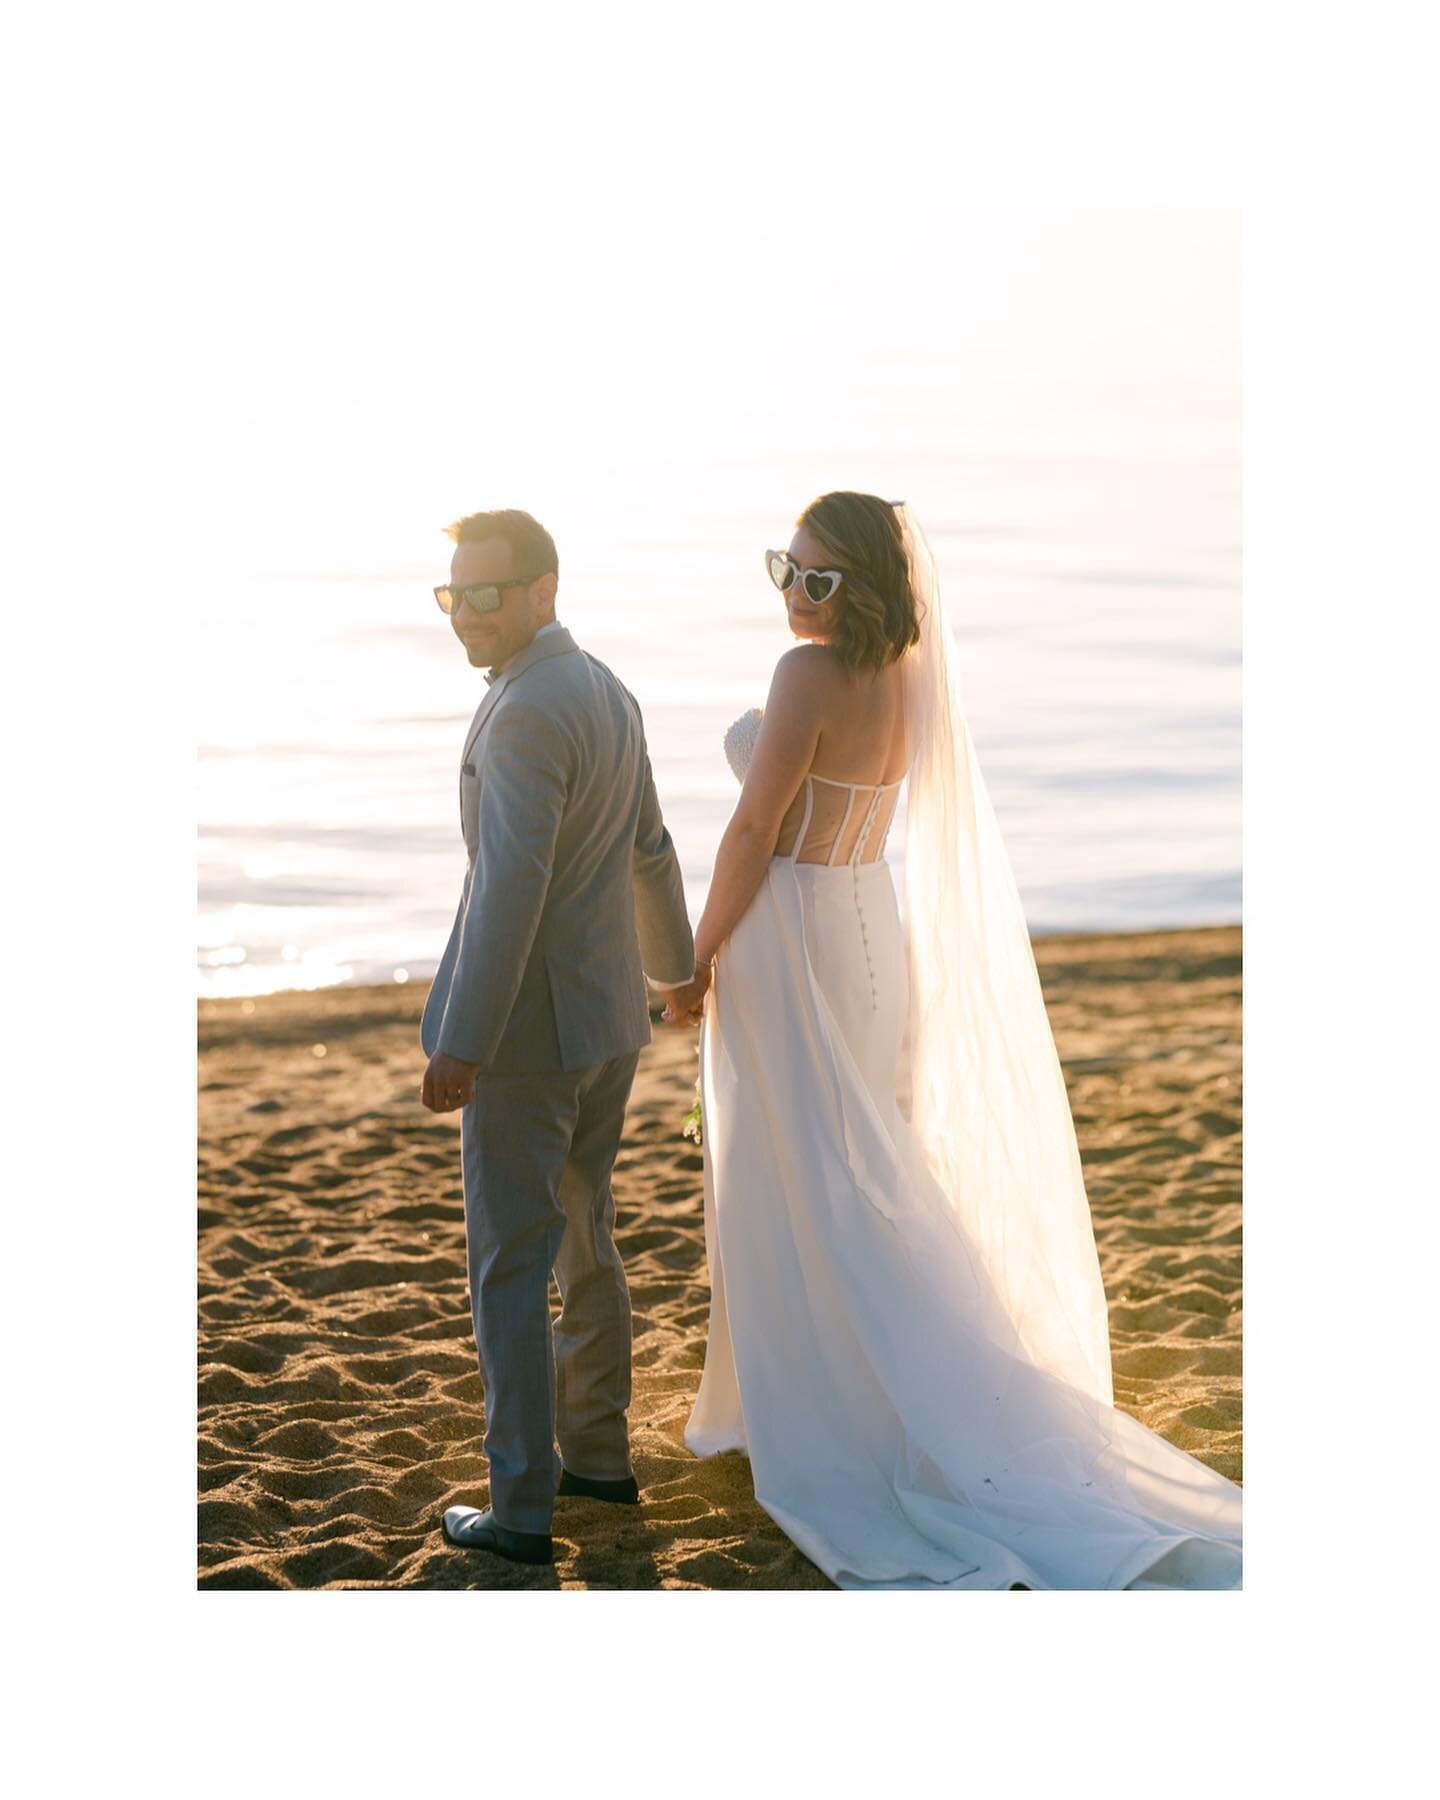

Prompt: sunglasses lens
[767,554,795,593]
[435,586,456,614]
[802,571,839,604]
[466,586,501,613]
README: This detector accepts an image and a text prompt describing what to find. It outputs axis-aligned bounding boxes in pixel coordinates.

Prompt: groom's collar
[462,624,577,769]
[483,621,574,686]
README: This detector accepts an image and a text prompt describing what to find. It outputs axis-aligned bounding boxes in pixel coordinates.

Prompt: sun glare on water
[197,204,1238,998]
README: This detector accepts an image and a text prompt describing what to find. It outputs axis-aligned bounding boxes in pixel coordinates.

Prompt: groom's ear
[535,570,559,614]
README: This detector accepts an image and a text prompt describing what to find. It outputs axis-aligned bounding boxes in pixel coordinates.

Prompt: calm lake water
[198,370,1239,998]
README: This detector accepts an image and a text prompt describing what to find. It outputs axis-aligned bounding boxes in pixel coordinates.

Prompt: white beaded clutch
[723,707,763,782]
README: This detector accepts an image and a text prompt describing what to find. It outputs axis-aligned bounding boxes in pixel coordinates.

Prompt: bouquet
[682,1078,703,1146]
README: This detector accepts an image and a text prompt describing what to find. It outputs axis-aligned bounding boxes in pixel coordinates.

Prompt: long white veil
[896,503,1116,1408]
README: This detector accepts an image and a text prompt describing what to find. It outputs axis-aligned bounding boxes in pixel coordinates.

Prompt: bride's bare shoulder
[769,643,849,700]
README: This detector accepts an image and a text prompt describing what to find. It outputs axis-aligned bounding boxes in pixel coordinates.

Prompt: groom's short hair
[444,508,559,579]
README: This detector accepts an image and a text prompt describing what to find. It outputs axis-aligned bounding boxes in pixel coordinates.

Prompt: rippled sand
[197,925,1241,1590]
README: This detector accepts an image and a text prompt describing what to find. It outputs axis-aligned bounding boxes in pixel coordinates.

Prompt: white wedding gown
[683,707,1243,1591]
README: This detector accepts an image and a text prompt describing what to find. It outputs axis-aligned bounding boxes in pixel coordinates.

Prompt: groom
[420,507,694,1566]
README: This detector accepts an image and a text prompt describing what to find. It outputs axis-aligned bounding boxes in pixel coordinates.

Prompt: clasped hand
[658,961,712,1026]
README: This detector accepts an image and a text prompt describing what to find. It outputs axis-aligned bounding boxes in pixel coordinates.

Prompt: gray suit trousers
[459,1050,641,1534]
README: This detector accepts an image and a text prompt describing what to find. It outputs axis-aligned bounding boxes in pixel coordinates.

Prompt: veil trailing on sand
[896,503,1116,1407]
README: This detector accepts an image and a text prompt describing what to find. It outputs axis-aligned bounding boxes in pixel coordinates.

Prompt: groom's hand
[659,965,712,1025]
[422,1051,482,1113]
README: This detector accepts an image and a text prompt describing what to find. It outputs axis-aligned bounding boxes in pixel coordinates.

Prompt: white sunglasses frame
[765,551,845,606]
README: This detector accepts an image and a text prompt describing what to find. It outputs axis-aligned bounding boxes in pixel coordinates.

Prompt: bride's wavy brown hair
[796,491,922,674]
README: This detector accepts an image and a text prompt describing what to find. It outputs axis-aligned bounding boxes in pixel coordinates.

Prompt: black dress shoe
[442,1505,554,1565]
[556,1468,640,1505]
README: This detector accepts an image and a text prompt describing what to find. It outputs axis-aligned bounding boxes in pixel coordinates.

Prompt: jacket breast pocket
[460,765,482,852]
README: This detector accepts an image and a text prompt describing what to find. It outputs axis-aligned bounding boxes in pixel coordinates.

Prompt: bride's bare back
[772,649,908,865]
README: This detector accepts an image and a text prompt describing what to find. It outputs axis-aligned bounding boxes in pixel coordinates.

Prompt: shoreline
[197,918,1245,1006]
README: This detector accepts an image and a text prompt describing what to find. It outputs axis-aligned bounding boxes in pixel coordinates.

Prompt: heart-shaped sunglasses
[766,551,844,606]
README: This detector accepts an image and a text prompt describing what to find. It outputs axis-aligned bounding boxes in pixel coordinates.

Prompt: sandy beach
[197,924,1241,1591]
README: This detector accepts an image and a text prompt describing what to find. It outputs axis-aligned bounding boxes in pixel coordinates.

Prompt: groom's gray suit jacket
[420,625,694,1073]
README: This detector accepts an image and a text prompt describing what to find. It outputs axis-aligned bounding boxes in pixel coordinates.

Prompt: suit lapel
[460,667,514,773]
[456,627,579,821]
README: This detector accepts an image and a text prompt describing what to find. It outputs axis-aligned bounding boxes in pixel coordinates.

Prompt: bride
[656,492,1242,1590]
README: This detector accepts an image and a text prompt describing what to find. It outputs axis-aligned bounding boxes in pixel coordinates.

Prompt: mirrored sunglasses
[433,577,537,616]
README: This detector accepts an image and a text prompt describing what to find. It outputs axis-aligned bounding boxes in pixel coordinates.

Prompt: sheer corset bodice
[773,773,903,865]
[721,706,903,866]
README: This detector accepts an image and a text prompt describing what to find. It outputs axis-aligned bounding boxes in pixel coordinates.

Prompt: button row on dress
[852,864,879,1011]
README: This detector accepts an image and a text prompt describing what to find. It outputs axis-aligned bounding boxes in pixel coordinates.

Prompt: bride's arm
[692,649,828,967]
